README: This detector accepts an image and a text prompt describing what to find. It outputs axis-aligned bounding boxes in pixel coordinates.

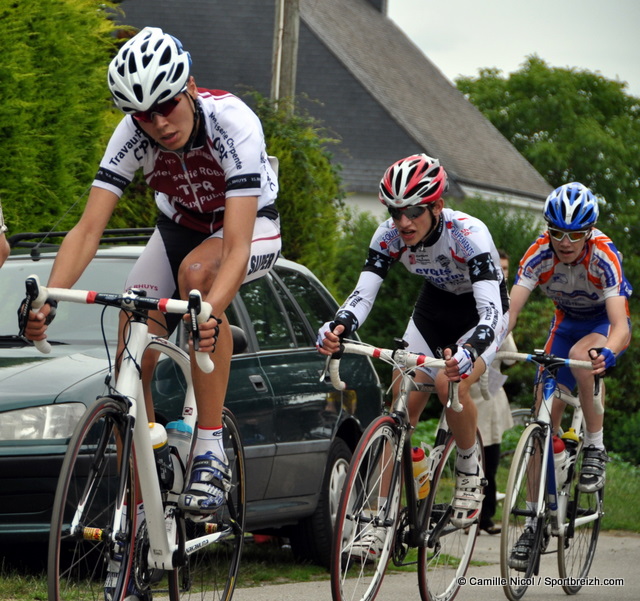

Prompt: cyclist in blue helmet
[507,182,632,566]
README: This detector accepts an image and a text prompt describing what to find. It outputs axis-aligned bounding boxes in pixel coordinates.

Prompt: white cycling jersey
[514,229,632,320]
[335,208,509,357]
[92,88,278,234]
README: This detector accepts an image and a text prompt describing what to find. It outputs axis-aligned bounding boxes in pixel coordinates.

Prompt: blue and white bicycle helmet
[543,182,599,230]
[108,27,192,114]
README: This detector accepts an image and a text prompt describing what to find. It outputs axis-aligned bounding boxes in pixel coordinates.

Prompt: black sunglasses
[388,205,428,220]
[133,95,183,123]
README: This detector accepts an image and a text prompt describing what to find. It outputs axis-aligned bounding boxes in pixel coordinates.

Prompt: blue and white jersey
[515,229,632,320]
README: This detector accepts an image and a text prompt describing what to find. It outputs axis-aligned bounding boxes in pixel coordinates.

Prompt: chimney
[367,0,388,14]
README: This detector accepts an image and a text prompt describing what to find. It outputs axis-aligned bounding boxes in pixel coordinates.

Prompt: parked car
[0,230,382,567]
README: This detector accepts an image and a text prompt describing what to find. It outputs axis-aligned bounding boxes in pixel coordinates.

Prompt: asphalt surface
[232,530,639,601]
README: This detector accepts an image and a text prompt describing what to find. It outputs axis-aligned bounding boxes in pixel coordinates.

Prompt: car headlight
[0,403,86,441]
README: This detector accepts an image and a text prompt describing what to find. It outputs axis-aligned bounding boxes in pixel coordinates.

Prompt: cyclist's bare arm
[589,295,631,375]
[507,284,531,334]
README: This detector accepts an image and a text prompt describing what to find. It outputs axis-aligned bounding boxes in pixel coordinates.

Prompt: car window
[0,257,129,344]
[270,276,310,346]
[274,266,336,331]
[238,277,295,350]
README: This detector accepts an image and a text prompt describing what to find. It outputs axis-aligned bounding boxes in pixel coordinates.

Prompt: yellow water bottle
[412,446,430,499]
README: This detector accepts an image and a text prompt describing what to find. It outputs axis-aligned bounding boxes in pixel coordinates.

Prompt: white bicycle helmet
[379,154,448,208]
[108,27,192,113]
[543,182,599,230]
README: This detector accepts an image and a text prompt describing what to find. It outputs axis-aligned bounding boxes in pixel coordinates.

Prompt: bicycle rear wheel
[500,423,545,601]
[557,446,603,594]
[330,415,402,601]
[48,396,135,601]
[417,430,483,601]
[169,407,246,601]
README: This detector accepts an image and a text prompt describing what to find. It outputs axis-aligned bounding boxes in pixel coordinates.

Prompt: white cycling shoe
[451,465,487,528]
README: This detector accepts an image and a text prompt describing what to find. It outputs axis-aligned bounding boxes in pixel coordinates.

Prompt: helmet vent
[150,73,165,96]
[128,52,138,74]
[133,84,144,103]
[159,46,172,66]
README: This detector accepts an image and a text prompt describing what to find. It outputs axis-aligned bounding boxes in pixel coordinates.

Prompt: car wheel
[288,437,352,567]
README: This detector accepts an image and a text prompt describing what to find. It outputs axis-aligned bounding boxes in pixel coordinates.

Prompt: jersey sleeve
[92,117,144,197]
[465,254,504,354]
[513,237,545,292]
[213,98,265,199]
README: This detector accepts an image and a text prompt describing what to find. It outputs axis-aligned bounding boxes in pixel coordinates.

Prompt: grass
[2,418,638,600]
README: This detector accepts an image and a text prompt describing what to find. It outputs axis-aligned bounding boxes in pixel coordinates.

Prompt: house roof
[300,0,551,201]
[116,0,551,204]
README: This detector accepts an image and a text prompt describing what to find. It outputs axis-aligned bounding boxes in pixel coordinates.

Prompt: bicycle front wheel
[170,407,246,601]
[557,447,603,594]
[500,423,546,601]
[48,396,135,601]
[330,415,403,601]
[417,430,483,601]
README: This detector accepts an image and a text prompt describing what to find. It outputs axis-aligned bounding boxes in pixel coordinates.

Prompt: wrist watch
[463,344,479,362]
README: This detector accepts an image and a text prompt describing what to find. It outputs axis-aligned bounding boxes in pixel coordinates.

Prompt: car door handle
[249,374,268,392]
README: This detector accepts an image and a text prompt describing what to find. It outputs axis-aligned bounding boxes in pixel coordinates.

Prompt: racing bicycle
[327,339,483,601]
[497,349,604,600]
[21,275,246,601]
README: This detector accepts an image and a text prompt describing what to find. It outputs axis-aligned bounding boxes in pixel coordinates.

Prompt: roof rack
[8,228,155,259]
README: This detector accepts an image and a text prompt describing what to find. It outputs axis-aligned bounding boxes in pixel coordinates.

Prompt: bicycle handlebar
[327,341,462,412]
[24,275,215,373]
[494,350,604,415]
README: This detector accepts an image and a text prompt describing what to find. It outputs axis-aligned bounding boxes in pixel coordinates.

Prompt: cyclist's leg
[179,217,281,515]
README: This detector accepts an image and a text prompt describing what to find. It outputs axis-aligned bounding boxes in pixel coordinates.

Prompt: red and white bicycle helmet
[108,27,192,114]
[379,154,448,208]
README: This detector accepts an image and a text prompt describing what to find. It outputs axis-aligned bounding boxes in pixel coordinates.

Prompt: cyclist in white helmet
[25,27,281,525]
[507,182,631,569]
[318,154,510,548]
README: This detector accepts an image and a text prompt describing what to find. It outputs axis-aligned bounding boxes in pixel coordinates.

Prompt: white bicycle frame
[28,275,222,571]
[496,350,603,536]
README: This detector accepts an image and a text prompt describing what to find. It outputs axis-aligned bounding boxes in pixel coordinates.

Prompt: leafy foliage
[0,0,121,234]
[248,93,345,289]
[456,59,640,459]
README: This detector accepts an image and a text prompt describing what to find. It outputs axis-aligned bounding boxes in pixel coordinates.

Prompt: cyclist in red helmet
[318,154,509,544]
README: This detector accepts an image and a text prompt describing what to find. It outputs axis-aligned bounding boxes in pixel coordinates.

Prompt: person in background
[318,154,510,557]
[0,200,9,267]
[470,249,517,535]
[507,182,631,569]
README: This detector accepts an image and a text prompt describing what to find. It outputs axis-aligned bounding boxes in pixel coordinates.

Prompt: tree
[248,93,345,288]
[0,0,122,234]
[455,56,640,282]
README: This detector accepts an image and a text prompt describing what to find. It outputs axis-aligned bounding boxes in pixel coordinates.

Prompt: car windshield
[0,256,132,345]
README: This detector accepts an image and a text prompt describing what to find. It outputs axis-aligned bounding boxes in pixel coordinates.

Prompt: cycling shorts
[543,311,630,390]
[402,311,509,382]
[125,213,281,332]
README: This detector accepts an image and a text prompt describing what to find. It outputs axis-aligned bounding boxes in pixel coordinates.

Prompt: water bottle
[166,420,193,494]
[412,446,430,499]
[553,435,568,489]
[149,422,174,491]
[561,427,580,457]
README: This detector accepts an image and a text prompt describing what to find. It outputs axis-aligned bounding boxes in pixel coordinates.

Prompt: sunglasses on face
[388,205,428,220]
[132,95,183,123]
[548,227,590,243]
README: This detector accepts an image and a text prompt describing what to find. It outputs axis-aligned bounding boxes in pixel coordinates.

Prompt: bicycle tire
[500,422,546,601]
[417,430,483,601]
[169,407,246,601]
[48,396,135,601]
[557,445,603,594]
[330,415,403,601]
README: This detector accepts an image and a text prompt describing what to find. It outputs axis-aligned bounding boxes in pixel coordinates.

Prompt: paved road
[233,530,639,601]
